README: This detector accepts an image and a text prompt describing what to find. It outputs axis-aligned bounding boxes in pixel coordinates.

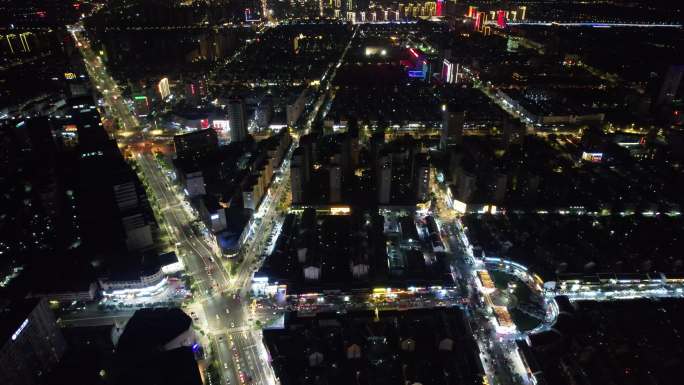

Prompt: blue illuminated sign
[12,319,28,341]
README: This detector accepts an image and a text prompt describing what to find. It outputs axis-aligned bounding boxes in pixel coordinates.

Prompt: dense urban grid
[0,1,683,385]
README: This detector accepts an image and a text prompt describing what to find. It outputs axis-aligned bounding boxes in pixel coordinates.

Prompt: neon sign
[581,152,603,163]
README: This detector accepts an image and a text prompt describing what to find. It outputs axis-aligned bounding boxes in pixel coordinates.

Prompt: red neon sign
[409,48,419,58]
[497,10,507,28]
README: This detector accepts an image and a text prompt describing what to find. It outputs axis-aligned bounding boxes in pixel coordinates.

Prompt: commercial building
[0,298,67,385]
[99,252,183,299]
[28,281,99,304]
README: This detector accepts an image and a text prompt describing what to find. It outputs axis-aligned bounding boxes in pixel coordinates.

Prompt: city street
[67,16,533,385]
[6,3,681,385]
[71,27,278,385]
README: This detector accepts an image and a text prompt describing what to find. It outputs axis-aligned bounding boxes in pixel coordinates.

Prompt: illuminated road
[58,311,135,327]
[137,154,272,384]
[73,29,139,133]
[70,22,278,385]
[429,180,531,385]
[447,220,532,385]
[69,17,526,385]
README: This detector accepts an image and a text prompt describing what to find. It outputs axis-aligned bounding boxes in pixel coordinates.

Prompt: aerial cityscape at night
[0,1,683,384]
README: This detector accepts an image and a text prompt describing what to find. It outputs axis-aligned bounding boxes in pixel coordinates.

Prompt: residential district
[0,1,683,385]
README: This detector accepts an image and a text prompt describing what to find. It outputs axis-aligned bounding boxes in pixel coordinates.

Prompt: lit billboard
[212,119,230,133]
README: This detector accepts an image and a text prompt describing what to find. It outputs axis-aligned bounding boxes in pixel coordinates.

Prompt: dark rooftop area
[264,307,484,385]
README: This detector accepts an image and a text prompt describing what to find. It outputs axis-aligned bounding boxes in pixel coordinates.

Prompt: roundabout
[475,257,559,336]
[488,270,545,332]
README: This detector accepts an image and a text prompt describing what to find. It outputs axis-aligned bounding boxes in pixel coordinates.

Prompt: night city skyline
[1,1,683,385]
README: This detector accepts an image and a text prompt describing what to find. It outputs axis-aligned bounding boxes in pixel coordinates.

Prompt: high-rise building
[442,59,460,84]
[655,65,684,108]
[75,99,157,255]
[377,154,392,204]
[114,180,155,251]
[497,10,507,28]
[291,165,304,204]
[158,77,170,100]
[329,164,342,203]
[290,147,309,204]
[441,106,465,149]
[133,95,150,117]
[341,135,353,181]
[457,171,477,202]
[173,129,219,162]
[256,97,273,129]
[493,172,508,204]
[370,132,385,163]
[228,97,248,142]
[0,298,66,385]
[299,134,315,183]
[184,79,207,104]
[467,6,477,18]
[414,153,430,202]
[475,12,484,31]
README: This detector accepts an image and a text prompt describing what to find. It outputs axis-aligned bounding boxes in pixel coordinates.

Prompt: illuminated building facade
[133,95,150,117]
[467,5,477,18]
[404,48,429,80]
[158,77,170,100]
[497,10,507,28]
[441,59,461,84]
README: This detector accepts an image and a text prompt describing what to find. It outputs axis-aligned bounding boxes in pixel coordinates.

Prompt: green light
[134,96,147,100]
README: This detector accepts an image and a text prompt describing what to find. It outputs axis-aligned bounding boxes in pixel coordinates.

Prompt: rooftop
[0,298,41,346]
